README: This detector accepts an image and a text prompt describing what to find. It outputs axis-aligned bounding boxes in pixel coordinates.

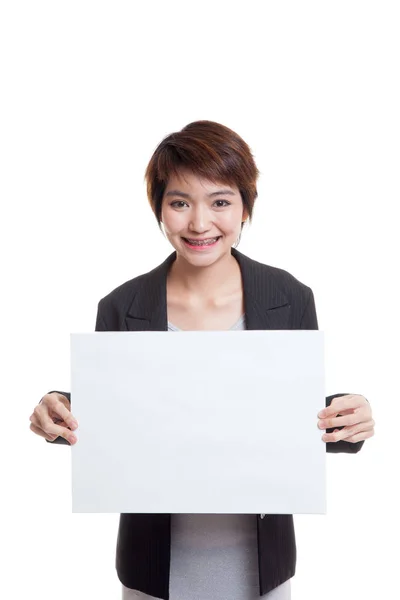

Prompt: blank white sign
[71,330,325,514]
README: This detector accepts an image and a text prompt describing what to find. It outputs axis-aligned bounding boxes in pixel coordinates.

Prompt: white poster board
[71,330,325,514]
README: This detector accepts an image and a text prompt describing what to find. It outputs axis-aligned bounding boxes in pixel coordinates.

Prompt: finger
[30,412,46,429]
[341,428,375,443]
[35,399,78,431]
[44,420,77,444]
[336,408,357,416]
[30,422,58,441]
[318,395,365,419]
[52,418,72,427]
[30,412,66,433]
[32,407,77,443]
[323,420,375,443]
[341,419,375,439]
[318,411,366,430]
[317,407,354,421]
[41,394,79,430]
[30,423,77,446]
[30,412,70,442]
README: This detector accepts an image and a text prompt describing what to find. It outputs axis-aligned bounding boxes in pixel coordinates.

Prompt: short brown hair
[145,120,259,230]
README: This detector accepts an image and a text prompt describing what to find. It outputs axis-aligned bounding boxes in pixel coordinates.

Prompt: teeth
[186,237,219,245]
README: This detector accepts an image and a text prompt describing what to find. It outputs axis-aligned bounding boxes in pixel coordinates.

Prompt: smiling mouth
[182,236,221,247]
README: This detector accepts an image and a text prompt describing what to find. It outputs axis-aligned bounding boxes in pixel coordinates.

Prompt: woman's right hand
[30,392,78,445]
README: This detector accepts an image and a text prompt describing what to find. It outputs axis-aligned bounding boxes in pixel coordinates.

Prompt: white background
[1,1,399,599]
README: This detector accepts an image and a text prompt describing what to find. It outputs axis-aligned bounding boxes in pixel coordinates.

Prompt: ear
[242,206,249,222]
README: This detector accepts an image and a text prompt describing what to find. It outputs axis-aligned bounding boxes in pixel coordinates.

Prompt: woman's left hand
[317,394,375,443]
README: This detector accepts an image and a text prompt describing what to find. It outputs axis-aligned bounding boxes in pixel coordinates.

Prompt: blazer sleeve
[300,288,365,454]
[45,302,108,445]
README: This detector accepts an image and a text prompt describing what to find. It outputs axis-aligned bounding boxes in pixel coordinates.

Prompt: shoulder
[263,261,311,294]
[98,271,147,311]
[94,273,146,329]
[95,253,174,328]
[241,253,316,327]
[236,250,314,303]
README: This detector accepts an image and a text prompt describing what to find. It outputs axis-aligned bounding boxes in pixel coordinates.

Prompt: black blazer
[48,248,364,598]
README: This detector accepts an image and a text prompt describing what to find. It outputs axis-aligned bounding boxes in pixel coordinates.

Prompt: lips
[182,236,221,246]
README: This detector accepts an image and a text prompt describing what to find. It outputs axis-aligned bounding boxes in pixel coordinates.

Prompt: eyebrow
[165,189,236,198]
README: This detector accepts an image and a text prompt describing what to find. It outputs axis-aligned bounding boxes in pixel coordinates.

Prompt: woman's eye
[170,200,231,208]
[171,201,188,208]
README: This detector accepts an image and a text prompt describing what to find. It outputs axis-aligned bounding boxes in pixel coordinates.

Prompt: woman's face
[161,170,248,267]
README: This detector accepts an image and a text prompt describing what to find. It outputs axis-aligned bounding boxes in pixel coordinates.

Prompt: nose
[188,206,212,233]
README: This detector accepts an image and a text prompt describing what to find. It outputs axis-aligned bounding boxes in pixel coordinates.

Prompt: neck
[168,249,241,300]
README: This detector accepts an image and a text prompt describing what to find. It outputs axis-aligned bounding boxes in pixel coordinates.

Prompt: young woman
[30,120,375,600]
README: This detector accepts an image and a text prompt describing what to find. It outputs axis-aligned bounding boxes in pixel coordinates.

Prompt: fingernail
[70,435,77,444]
[70,421,78,430]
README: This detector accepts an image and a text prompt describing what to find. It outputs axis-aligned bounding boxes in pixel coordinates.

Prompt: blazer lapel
[231,249,291,330]
[125,253,174,332]
[125,249,291,332]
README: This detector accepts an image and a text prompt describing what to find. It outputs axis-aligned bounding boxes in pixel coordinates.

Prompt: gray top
[167,313,246,332]
[122,314,291,600]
